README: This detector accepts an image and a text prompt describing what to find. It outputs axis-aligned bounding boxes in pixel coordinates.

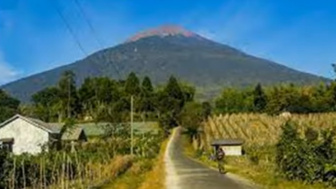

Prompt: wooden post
[22,159,26,189]
[12,157,16,189]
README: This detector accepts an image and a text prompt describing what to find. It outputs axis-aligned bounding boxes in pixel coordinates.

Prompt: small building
[61,127,87,142]
[211,139,244,156]
[0,114,87,155]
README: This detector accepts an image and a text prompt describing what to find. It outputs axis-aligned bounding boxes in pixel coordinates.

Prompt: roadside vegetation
[1,65,336,188]
[0,70,195,188]
[179,66,336,188]
[189,114,336,189]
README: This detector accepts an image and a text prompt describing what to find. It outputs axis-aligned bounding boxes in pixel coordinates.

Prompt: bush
[276,121,336,185]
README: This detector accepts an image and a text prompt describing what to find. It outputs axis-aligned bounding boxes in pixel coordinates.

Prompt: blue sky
[0,0,336,84]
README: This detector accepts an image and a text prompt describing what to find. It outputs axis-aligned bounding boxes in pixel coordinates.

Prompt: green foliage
[30,71,191,135]
[215,87,253,113]
[215,83,336,115]
[32,87,60,122]
[180,102,203,141]
[58,70,80,120]
[139,76,155,113]
[125,72,141,96]
[0,131,163,189]
[276,122,336,185]
[0,89,20,122]
[201,101,212,119]
[253,83,267,112]
[157,76,194,131]
[141,76,153,93]
[0,151,11,188]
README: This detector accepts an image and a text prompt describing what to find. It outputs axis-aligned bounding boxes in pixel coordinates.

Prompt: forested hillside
[1,26,328,103]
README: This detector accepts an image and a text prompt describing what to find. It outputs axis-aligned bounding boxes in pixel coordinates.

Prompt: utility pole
[130,95,134,155]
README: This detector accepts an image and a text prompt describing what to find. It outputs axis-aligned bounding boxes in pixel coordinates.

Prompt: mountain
[1,25,328,102]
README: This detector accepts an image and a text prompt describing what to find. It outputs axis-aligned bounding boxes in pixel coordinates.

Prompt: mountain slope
[2,25,328,102]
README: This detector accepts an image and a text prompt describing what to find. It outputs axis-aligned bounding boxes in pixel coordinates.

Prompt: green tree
[180,83,195,102]
[158,76,186,130]
[58,70,80,120]
[32,87,60,122]
[142,76,153,93]
[164,76,184,100]
[78,77,96,117]
[253,83,267,112]
[215,88,253,113]
[180,102,203,142]
[0,89,20,122]
[139,76,155,119]
[201,101,212,119]
[125,72,140,96]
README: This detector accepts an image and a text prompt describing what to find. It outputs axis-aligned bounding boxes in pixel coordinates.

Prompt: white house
[0,114,86,155]
[211,139,244,156]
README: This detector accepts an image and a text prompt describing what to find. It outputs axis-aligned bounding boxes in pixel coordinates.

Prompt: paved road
[165,128,256,189]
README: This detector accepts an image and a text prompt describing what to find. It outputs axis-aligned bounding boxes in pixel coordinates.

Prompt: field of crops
[0,130,163,189]
[200,113,336,150]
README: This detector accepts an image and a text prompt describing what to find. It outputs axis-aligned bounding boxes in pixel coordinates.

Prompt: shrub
[276,122,336,185]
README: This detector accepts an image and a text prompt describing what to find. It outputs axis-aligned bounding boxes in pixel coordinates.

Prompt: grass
[98,136,168,189]
[138,138,168,189]
[97,159,153,189]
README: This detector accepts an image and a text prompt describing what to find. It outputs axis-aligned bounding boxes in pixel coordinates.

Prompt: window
[0,138,14,153]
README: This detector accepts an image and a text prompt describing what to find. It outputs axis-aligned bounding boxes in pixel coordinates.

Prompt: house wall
[221,145,242,156]
[0,118,49,155]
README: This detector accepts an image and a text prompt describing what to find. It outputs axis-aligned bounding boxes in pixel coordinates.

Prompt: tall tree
[180,102,203,142]
[164,76,184,100]
[180,83,195,102]
[32,87,60,122]
[253,83,267,112]
[158,76,186,130]
[58,70,80,120]
[124,72,141,96]
[0,89,20,122]
[139,76,154,113]
[201,101,212,119]
[142,76,153,93]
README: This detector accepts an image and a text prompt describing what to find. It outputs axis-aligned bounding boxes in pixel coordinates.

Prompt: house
[61,127,87,142]
[0,114,87,155]
[211,139,244,156]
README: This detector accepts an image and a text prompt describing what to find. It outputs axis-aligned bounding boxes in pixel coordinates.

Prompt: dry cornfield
[199,113,336,150]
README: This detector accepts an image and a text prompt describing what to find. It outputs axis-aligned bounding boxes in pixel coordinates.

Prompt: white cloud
[0,52,19,84]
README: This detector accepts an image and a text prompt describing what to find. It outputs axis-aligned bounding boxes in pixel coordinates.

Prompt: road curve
[165,127,256,189]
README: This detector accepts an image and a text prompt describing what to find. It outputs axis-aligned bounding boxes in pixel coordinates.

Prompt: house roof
[0,114,59,134]
[49,121,160,137]
[211,139,244,146]
[61,127,86,141]
[0,115,87,141]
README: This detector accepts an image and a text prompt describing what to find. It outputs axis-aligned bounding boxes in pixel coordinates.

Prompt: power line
[52,0,88,56]
[73,0,122,78]
[73,0,104,48]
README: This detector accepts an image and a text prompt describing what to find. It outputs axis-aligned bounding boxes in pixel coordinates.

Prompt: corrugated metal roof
[61,127,86,141]
[0,114,59,133]
[49,121,160,137]
[211,139,244,146]
[25,117,60,133]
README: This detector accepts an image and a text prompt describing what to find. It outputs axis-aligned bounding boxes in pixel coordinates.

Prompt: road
[165,127,256,189]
